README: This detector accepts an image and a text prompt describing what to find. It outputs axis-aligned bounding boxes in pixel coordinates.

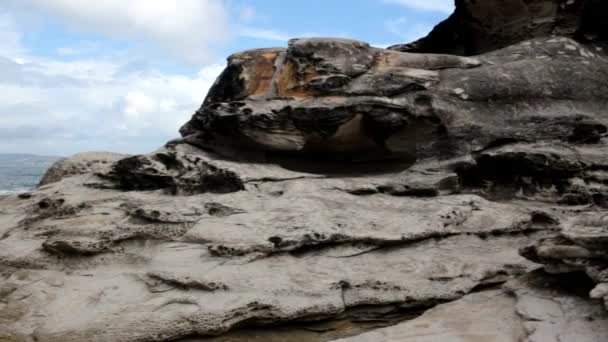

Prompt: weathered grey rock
[181,37,608,167]
[506,270,608,342]
[520,212,608,312]
[2,24,608,342]
[38,152,128,187]
[104,145,245,195]
[334,271,608,342]
[0,172,548,341]
[332,289,526,342]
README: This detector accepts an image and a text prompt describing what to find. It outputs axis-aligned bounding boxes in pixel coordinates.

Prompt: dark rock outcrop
[390,0,608,56]
[182,37,607,161]
[103,146,244,195]
[179,36,608,208]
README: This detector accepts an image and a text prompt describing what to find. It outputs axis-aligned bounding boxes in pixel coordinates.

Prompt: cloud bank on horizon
[0,0,453,156]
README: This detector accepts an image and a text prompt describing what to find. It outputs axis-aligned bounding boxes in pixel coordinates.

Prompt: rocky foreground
[2,1,608,341]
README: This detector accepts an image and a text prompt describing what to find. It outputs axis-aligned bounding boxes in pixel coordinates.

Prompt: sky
[0,0,454,156]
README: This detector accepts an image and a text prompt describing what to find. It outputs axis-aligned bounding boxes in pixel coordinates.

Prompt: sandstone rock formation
[2,2,608,342]
[38,152,128,187]
[390,0,608,55]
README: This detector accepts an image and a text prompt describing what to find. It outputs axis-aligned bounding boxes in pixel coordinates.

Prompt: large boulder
[178,36,608,206]
[182,36,608,159]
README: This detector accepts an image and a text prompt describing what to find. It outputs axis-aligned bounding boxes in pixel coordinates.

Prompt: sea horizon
[0,153,61,194]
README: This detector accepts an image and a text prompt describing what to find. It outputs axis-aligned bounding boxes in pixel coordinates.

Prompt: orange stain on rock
[277,60,319,98]
[247,51,280,97]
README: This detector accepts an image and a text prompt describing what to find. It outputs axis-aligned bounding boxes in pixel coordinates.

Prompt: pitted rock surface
[38,152,128,187]
[181,37,608,166]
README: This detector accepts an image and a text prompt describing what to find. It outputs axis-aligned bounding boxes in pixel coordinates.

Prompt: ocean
[0,154,61,194]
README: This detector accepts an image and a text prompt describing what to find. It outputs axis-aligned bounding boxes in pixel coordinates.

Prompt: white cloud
[385,17,436,42]
[124,91,157,120]
[10,0,230,64]
[384,0,454,13]
[0,51,225,155]
[238,27,291,42]
[0,13,25,59]
[0,2,230,155]
[54,41,103,57]
[237,27,352,43]
[113,64,226,138]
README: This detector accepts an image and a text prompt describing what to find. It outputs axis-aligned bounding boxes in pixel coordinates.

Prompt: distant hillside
[0,154,62,194]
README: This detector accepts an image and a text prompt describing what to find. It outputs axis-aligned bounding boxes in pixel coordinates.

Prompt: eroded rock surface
[521,212,608,312]
[182,36,608,166]
[0,154,551,341]
[38,152,128,187]
[390,0,608,55]
[1,8,608,342]
[333,270,608,342]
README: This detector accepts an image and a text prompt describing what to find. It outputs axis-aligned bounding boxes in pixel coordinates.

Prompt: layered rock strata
[1,3,608,342]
